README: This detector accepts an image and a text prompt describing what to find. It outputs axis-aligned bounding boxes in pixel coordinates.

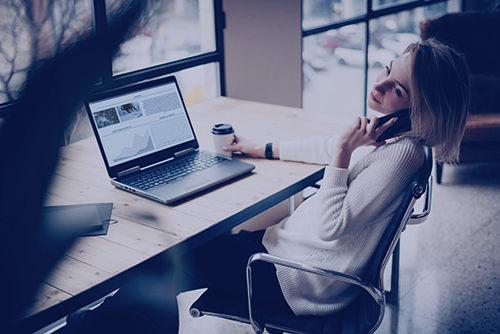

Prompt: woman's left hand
[331,115,397,168]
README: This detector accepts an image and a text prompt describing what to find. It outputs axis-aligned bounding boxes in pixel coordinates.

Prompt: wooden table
[19,97,352,333]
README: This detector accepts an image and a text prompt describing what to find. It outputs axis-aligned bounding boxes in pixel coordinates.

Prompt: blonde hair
[404,38,470,164]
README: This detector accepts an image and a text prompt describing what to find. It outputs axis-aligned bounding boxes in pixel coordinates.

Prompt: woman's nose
[373,79,386,93]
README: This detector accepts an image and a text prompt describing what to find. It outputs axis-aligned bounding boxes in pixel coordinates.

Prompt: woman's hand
[221,134,267,158]
[331,115,397,168]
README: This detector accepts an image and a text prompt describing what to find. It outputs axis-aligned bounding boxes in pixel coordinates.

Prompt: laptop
[84,75,255,204]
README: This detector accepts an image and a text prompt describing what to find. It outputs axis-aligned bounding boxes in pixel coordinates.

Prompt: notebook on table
[84,76,255,204]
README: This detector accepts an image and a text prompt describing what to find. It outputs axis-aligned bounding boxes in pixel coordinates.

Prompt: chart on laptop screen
[87,82,195,167]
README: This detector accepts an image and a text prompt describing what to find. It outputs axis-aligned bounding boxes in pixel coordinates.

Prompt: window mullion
[92,0,112,84]
[214,0,226,96]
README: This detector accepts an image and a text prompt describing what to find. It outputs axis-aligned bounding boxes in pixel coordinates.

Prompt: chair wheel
[190,308,202,318]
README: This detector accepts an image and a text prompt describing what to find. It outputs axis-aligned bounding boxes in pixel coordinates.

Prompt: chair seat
[190,288,382,334]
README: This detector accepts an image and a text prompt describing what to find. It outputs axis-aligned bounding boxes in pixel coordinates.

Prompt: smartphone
[375,108,412,142]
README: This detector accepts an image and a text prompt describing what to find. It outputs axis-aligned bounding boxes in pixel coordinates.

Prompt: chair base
[190,288,383,334]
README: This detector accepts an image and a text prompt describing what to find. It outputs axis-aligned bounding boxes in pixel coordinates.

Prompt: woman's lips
[370,91,380,103]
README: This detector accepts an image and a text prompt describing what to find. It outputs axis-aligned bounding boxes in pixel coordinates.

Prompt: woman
[68,38,470,333]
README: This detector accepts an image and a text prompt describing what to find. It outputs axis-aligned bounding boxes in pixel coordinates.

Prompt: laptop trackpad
[177,175,211,190]
[150,175,210,203]
[149,174,211,203]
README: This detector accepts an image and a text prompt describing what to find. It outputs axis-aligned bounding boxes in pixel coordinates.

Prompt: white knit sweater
[262,136,424,316]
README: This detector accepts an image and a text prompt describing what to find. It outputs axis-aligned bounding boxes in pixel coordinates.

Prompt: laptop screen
[87,79,196,168]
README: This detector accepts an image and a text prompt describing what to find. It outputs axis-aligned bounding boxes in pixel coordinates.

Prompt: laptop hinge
[175,147,196,157]
[142,157,174,170]
[117,166,140,178]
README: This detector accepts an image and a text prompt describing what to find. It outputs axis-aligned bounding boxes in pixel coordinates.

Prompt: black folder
[41,203,114,238]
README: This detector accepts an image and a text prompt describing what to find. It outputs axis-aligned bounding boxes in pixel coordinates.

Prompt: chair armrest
[408,176,432,225]
[245,252,384,334]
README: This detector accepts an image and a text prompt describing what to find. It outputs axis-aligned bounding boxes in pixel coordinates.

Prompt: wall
[223,0,302,108]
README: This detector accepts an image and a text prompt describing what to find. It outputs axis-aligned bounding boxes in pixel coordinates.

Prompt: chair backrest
[365,145,433,287]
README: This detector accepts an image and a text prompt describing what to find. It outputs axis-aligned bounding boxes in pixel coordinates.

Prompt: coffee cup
[212,124,235,157]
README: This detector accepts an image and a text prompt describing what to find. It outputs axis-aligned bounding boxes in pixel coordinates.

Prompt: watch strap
[265,142,274,159]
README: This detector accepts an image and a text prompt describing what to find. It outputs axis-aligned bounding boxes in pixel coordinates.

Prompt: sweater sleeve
[310,141,424,241]
[279,137,337,165]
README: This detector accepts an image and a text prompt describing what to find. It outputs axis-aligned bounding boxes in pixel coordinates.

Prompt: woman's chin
[367,103,384,114]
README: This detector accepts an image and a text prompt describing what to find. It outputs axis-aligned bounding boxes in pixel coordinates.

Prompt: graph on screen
[113,129,155,163]
[150,116,193,148]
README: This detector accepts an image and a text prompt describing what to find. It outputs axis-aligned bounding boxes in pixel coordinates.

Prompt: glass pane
[110,0,216,75]
[303,0,367,30]
[366,0,460,116]
[176,62,220,107]
[373,0,413,11]
[0,0,92,104]
[302,24,365,118]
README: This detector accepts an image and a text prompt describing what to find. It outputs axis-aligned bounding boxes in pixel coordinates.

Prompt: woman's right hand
[222,134,266,158]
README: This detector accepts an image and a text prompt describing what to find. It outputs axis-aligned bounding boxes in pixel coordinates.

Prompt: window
[0,0,224,144]
[303,23,366,116]
[108,0,217,76]
[302,0,462,118]
[0,0,93,105]
[302,0,367,29]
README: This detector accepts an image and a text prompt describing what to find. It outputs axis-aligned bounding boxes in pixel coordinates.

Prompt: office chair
[189,146,433,334]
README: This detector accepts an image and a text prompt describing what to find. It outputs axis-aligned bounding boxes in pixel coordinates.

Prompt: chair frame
[191,147,433,334]
[245,177,431,334]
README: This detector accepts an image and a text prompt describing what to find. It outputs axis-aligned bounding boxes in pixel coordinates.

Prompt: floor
[177,161,500,334]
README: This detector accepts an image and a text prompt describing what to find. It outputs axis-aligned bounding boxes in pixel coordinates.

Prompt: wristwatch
[265,142,274,159]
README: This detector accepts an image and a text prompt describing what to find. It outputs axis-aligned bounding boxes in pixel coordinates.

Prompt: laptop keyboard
[122,151,226,190]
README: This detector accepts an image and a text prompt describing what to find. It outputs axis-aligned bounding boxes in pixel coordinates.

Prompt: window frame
[302,0,465,115]
[0,0,226,118]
